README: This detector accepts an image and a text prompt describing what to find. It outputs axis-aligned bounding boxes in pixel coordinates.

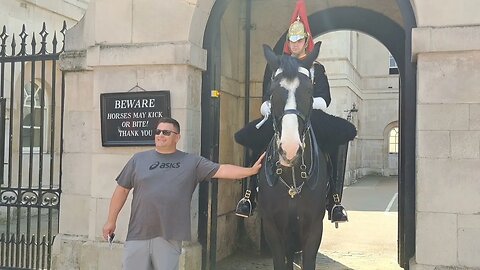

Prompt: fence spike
[60,20,67,53]
[10,34,16,56]
[18,24,28,56]
[52,31,57,54]
[31,32,36,55]
[0,26,8,56]
[39,22,49,54]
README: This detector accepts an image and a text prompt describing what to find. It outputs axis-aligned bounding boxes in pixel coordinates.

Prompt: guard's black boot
[329,143,350,228]
[235,190,253,218]
[331,204,348,223]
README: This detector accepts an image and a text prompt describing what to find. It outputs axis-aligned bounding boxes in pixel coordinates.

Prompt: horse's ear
[301,41,322,68]
[263,44,280,71]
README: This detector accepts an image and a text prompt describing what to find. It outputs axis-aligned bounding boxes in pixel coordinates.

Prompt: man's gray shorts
[123,236,182,270]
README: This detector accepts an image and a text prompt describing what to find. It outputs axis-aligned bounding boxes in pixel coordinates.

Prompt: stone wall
[412,25,480,269]
[52,0,209,269]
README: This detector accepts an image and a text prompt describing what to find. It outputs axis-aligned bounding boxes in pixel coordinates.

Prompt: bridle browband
[274,66,312,81]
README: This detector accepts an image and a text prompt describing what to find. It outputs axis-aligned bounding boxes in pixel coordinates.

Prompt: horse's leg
[285,246,294,270]
[301,221,324,270]
[263,219,288,270]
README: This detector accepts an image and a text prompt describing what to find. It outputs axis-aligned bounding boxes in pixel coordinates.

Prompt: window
[389,54,398,75]
[22,82,46,148]
[388,127,399,153]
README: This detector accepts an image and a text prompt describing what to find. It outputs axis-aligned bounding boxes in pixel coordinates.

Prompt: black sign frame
[100,91,171,146]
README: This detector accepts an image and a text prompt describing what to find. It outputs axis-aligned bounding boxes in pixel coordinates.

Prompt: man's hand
[251,152,266,174]
[103,221,116,241]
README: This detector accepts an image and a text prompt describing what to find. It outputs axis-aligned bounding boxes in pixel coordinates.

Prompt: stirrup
[235,197,252,218]
[293,251,302,268]
[331,204,348,228]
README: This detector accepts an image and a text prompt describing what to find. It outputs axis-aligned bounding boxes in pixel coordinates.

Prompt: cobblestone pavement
[217,249,401,270]
[217,214,401,270]
[217,176,402,270]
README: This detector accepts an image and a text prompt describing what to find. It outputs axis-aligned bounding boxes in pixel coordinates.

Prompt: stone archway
[268,6,416,268]
[200,1,416,269]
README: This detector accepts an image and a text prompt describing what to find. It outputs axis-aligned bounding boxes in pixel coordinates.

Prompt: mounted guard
[234,0,357,227]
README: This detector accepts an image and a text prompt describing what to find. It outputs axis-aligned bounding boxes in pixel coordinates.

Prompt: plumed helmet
[287,17,308,42]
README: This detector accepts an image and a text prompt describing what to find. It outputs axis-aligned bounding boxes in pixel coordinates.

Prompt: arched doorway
[201,1,416,269]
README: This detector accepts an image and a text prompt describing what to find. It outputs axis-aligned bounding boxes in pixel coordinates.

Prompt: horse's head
[263,42,321,167]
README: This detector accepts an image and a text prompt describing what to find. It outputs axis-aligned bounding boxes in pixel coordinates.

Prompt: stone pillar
[412,25,480,269]
[51,1,207,269]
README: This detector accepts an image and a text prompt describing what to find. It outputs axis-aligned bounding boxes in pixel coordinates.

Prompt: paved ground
[217,175,402,270]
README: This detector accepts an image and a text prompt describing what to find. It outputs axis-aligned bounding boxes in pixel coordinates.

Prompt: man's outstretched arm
[213,152,265,180]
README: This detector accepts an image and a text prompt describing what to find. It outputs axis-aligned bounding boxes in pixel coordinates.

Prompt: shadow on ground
[217,250,353,270]
[217,176,401,270]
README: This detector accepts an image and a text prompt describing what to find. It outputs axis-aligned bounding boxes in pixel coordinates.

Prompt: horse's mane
[279,55,299,80]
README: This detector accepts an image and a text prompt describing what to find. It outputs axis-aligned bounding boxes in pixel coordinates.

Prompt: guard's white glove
[256,101,271,129]
[260,100,271,117]
[312,97,327,111]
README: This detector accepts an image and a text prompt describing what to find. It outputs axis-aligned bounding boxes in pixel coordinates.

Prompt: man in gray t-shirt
[103,117,264,270]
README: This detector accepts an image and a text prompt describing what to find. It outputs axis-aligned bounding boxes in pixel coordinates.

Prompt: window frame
[388,127,399,154]
[22,81,49,153]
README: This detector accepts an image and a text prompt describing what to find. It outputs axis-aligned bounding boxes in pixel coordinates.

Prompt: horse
[257,42,329,270]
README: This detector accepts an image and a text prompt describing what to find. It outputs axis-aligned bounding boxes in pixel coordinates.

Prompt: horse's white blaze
[279,77,301,163]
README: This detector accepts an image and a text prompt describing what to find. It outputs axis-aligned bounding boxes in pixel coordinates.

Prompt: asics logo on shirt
[149,161,181,170]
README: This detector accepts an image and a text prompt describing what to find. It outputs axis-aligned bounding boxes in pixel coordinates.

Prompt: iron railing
[0,22,66,270]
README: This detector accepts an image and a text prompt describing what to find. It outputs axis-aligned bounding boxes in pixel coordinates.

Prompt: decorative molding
[59,42,207,71]
[412,26,480,61]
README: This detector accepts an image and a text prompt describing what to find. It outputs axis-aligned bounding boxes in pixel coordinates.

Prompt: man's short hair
[155,117,180,133]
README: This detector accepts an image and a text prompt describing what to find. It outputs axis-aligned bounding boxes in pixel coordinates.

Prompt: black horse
[257,43,328,270]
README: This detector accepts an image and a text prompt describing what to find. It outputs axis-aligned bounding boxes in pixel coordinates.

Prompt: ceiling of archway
[216,0,406,83]
[251,0,403,30]
[323,0,403,27]
[247,0,404,50]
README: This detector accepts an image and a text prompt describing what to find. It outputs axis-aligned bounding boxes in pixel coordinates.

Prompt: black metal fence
[0,22,66,270]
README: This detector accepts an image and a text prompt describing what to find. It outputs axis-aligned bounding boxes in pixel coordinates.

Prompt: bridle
[263,66,321,198]
[271,66,313,166]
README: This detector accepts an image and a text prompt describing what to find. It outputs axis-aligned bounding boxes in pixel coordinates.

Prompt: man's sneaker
[331,204,348,227]
[235,198,252,218]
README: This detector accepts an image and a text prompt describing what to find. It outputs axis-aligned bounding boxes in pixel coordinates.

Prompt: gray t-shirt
[116,149,220,241]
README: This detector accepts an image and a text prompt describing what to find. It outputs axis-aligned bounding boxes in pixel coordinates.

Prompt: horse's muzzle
[278,146,301,167]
